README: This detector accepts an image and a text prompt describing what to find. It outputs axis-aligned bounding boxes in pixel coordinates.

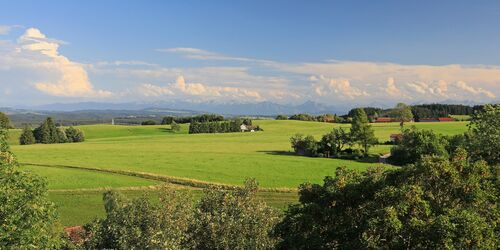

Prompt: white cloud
[9,28,112,97]
[0,25,22,35]
[455,81,495,98]
[311,75,369,99]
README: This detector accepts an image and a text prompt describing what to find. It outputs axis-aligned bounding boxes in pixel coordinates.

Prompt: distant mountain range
[14,100,352,116]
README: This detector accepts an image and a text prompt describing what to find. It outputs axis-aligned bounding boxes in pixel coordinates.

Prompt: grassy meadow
[8,120,468,226]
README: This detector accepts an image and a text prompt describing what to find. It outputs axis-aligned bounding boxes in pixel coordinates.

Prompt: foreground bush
[83,190,193,249]
[274,150,498,249]
[82,179,280,249]
[0,130,61,248]
[186,179,281,250]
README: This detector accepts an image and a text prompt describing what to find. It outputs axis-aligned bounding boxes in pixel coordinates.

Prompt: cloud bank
[0,28,499,106]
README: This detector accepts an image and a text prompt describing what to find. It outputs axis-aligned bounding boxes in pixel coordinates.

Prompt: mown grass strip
[21,163,297,193]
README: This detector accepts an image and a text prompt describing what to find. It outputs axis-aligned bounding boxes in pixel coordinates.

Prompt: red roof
[438,117,455,122]
[376,117,392,122]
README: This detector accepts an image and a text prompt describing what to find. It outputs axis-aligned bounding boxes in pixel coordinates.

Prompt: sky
[1,0,499,107]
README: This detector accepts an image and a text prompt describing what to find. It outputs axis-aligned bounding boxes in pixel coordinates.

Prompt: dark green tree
[19,125,36,145]
[0,129,60,248]
[391,102,414,126]
[290,134,319,157]
[161,116,174,125]
[390,127,449,165]
[275,115,288,120]
[33,117,60,144]
[350,108,377,156]
[275,151,498,249]
[467,104,499,165]
[319,128,350,158]
[0,112,10,129]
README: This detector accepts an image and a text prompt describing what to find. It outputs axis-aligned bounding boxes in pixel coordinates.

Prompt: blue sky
[1,1,499,106]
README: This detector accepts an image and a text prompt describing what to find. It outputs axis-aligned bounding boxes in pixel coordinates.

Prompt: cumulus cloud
[310,75,369,99]
[138,75,263,101]
[0,27,112,98]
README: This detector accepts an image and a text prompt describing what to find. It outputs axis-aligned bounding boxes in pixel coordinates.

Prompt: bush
[65,127,85,143]
[290,134,319,157]
[275,115,288,120]
[170,121,180,132]
[33,117,65,144]
[274,151,498,249]
[186,179,280,249]
[0,129,61,248]
[83,189,194,249]
[19,126,35,145]
[141,120,157,125]
[389,127,449,165]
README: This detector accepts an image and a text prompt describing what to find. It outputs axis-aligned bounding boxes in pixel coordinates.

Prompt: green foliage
[141,120,157,125]
[83,180,280,249]
[187,179,281,250]
[170,121,180,132]
[350,108,377,156]
[33,117,65,144]
[275,151,499,249]
[467,104,499,165]
[318,127,350,158]
[83,189,194,250]
[0,129,61,248]
[65,126,85,143]
[275,115,288,120]
[0,112,11,129]
[19,125,36,145]
[188,119,252,134]
[290,134,319,157]
[390,102,414,124]
[390,127,449,165]
[161,116,174,125]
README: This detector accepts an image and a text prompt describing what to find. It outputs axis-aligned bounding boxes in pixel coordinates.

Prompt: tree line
[162,114,225,124]
[19,117,85,145]
[1,105,498,249]
[188,118,261,134]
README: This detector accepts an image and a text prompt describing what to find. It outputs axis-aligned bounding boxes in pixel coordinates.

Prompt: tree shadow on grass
[257,150,296,156]
[157,128,175,133]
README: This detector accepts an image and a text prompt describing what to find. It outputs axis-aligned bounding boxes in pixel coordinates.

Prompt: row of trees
[280,113,350,123]
[162,114,224,124]
[189,119,259,134]
[19,117,85,145]
[291,108,377,158]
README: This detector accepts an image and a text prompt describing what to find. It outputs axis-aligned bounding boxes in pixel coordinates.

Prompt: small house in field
[376,117,393,123]
[438,117,455,122]
[240,124,248,132]
[390,133,403,143]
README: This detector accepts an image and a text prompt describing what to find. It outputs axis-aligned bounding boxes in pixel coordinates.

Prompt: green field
[8,120,468,226]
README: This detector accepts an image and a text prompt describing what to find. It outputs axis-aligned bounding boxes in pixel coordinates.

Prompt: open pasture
[9,120,468,225]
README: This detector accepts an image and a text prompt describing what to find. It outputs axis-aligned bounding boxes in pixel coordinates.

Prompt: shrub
[290,134,319,157]
[389,127,449,166]
[141,120,157,125]
[186,179,280,249]
[0,129,61,248]
[19,125,35,145]
[65,127,85,143]
[275,115,288,120]
[275,151,498,249]
[83,189,194,249]
[170,121,180,132]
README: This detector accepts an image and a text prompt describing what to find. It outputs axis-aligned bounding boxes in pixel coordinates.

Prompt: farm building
[418,117,455,122]
[240,124,257,132]
[438,117,455,122]
[375,117,393,123]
